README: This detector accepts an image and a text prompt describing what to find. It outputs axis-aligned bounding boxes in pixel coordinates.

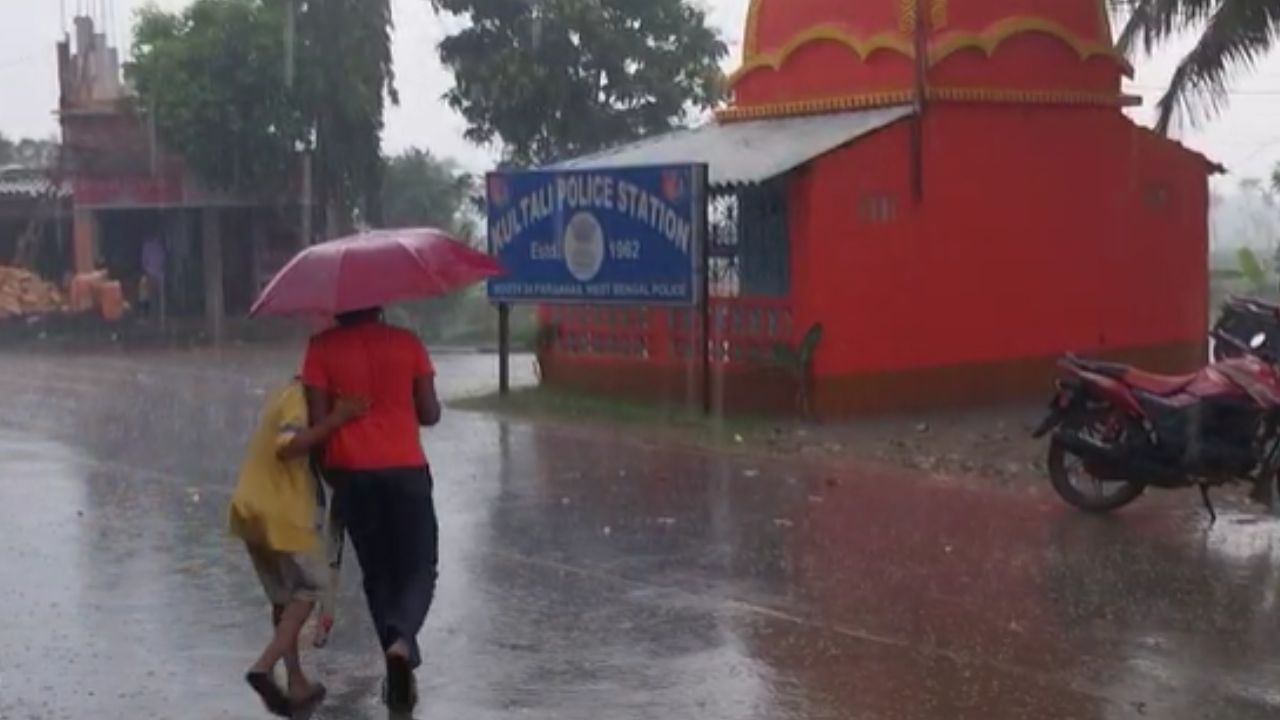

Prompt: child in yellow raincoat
[228,378,364,717]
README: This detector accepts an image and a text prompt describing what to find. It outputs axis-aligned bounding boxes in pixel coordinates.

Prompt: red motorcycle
[1033,334,1280,518]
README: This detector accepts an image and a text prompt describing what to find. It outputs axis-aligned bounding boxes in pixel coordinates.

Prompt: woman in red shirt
[301,307,441,713]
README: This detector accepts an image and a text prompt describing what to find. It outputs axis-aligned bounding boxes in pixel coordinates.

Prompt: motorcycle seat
[1065,355,1197,395]
[1123,369,1199,395]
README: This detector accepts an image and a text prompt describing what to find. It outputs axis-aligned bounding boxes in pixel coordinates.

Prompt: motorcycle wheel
[1047,438,1146,513]
[1211,340,1238,363]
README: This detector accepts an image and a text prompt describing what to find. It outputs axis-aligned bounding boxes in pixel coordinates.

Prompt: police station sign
[485,164,706,305]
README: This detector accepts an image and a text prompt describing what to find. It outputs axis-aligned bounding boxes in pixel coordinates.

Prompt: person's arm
[278,397,366,460]
[413,374,441,427]
[305,385,333,429]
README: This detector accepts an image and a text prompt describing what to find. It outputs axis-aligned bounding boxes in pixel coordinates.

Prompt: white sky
[2,0,1279,187]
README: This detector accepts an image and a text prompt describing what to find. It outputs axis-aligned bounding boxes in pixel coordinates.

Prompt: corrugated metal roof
[552,105,914,187]
[0,166,70,200]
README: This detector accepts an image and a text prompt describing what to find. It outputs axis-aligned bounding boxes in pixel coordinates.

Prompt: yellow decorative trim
[928,85,1141,107]
[716,90,917,122]
[716,85,1138,122]
[729,24,915,85]
[745,0,1112,60]
[897,0,948,32]
[730,15,1131,87]
[898,0,917,33]
[929,16,1132,75]
[932,0,948,30]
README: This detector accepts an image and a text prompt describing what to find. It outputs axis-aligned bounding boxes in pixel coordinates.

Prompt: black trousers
[330,466,438,669]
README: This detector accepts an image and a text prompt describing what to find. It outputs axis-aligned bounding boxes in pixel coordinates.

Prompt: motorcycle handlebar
[1213,329,1277,364]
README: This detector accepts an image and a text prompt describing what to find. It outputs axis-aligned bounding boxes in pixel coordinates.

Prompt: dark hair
[335,307,383,326]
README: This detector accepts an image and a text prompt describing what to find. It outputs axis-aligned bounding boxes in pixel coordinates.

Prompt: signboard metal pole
[498,302,511,397]
[697,165,712,417]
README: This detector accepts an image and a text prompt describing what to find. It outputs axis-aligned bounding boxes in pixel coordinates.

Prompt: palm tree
[1114,1,1280,134]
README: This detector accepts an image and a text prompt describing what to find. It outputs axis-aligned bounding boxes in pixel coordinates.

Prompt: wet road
[3,346,1280,719]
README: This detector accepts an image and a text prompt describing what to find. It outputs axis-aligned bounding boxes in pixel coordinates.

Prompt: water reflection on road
[1,346,1279,718]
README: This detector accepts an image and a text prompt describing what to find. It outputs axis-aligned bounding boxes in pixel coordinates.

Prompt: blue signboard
[486,164,706,305]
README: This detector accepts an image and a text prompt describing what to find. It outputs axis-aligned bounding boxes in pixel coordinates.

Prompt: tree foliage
[429,0,727,166]
[127,0,395,232]
[380,149,510,345]
[1114,0,1280,134]
[0,134,61,170]
[1238,246,1270,293]
[381,148,476,235]
[293,0,396,232]
[128,0,310,193]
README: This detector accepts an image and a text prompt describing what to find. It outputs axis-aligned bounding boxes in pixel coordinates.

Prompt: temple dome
[723,0,1132,120]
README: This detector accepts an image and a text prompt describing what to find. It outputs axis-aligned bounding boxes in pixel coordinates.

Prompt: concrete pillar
[72,208,98,274]
[250,210,267,299]
[201,208,225,342]
[163,210,189,317]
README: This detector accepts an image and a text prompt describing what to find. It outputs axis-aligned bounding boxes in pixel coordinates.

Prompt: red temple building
[542,0,1219,416]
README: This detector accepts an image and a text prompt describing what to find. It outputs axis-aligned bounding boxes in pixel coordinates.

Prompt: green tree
[381,149,475,234]
[128,0,395,232]
[11,139,60,169]
[429,0,727,166]
[380,148,492,343]
[0,135,54,168]
[1239,246,1270,293]
[128,0,310,194]
[1115,1,1280,133]
[293,0,396,234]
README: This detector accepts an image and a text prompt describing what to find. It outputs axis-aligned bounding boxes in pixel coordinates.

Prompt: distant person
[228,376,366,718]
[141,236,165,317]
[301,307,441,714]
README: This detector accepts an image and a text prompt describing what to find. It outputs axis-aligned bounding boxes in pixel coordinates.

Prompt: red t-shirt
[301,321,433,470]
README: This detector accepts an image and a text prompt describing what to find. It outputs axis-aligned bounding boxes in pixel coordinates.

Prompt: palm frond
[1114,0,1224,55]
[1152,0,1280,134]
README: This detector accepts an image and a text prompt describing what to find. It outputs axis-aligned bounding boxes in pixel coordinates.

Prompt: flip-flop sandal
[290,683,328,715]
[384,654,416,712]
[245,671,292,718]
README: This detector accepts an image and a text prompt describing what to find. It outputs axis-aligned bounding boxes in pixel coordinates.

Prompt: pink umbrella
[251,228,502,317]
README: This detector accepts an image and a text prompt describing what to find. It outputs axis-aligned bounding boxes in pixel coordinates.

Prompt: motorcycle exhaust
[1052,431,1178,484]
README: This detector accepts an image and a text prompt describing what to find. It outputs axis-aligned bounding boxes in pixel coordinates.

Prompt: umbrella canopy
[251,228,502,317]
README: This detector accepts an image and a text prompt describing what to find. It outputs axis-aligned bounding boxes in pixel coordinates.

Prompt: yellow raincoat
[227,381,319,553]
